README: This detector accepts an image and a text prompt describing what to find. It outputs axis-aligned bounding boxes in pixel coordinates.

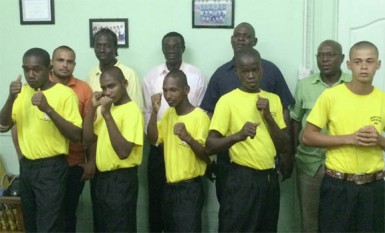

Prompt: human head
[231,22,258,54]
[162,32,185,70]
[22,48,51,90]
[347,41,381,84]
[93,28,118,65]
[234,47,263,93]
[51,45,76,80]
[100,66,128,105]
[316,40,344,78]
[162,70,190,107]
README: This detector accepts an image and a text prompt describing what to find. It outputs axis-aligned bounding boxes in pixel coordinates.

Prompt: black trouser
[162,177,204,233]
[64,165,85,232]
[20,155,68,232]
[215,150,231,204]
[147,145,166,232]
[93,167,138,233]
[319,175,384,233]
[219,163,280,232]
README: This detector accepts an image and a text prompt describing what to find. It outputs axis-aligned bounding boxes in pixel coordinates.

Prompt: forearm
[0,96,16,132]
[83,106,97,146]
[302,127,354,148]
[45,107,82,142]
[205,132,242,155]
[292,120,301,150]
[264,114,291,154]
[184,136,210,164]
[103,113,134,160]
[147,112,158,145]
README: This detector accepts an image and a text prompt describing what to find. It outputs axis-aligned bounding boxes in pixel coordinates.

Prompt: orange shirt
[50,75,93,166]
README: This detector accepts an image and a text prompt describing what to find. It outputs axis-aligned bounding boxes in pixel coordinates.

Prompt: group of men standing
[0,20,384,233]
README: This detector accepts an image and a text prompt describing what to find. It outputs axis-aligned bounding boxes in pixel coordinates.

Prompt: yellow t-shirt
[210,89,286,170]
[307,84,385,173]
[12,84,82,159]
[158,107,209,183]
[94,101,143,172]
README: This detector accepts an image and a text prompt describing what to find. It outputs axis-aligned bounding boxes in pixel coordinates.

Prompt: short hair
[100,66,125,82]
[234,47,261,66]
[349,41,379,59]
[164,70,188,87]
[93,28,118,56]
[23,48,50,67]
[234,22,256,38]
[162,32,185,49]
[318,40,343,54]
[52,45,76,59]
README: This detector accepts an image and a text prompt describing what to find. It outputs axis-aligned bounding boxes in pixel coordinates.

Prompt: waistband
[167,176,202,185]
[325,167,384,185]
[231,162,275,174]
[97,166,137,176]
[21,154,65,164]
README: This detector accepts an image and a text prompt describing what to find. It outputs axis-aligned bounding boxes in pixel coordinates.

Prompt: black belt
[167,176,202,185]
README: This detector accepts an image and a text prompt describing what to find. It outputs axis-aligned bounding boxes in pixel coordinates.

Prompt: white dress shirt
[142,62,207,129]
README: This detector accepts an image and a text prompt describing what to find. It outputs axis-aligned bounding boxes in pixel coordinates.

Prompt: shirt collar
[158,62,186,76]
[96,60,121,76]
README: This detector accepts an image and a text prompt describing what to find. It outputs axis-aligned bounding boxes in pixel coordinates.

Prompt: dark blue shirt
[200,58,294,112]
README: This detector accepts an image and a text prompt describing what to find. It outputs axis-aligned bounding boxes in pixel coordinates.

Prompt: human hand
[151,93,162,113]
[9,75,22,99]
[79,160,96,181]
[256,95,271,118]
[99,96,113,116]
[237,121,260,141]
[173,122,191,142]
[31,88,50,112]
[91,91,103,108]
[204,160,217,183]
[355,125,379,147]
[276,154,293,181]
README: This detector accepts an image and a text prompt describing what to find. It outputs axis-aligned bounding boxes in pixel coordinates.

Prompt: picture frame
[19,0,55,25]
[89,18,129,48]
[192,0,234,29]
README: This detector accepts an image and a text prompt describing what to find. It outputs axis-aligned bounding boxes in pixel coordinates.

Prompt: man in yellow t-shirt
[0,48,82,232]
[147,70,211,232]
[303,41,385,232]
[82,66,143,232]
[206,48,291,232]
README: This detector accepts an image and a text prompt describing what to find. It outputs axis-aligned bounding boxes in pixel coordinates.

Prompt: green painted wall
[0,0,340,232]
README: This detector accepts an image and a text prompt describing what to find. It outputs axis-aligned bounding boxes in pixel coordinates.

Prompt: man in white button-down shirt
[142,31,206,233]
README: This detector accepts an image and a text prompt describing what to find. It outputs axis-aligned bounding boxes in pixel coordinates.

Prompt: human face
[236,55,262,93]
[94,34,117,65]
[162,36,184,67]
[231,25,257,53]
[162,77,188,107]
[316,44,344,77]
[22,56,50,90]
[347,47,381,84]
[100,74,127,105]
[51,49,76,79]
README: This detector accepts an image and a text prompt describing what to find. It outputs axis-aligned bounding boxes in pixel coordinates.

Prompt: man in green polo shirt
[289,40,351,232]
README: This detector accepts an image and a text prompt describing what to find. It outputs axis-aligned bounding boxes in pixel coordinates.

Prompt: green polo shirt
[289,72,351,176]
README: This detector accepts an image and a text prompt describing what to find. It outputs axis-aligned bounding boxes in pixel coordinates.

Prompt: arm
[0,75,22,132]
[292,119,301,151]
[11,126,23,161]
[79,143,96,180]
[302,122,356,147]
[147,93,162,145]
[100,97,135,160]
[32,89,81,141]
[174,123,210,164]
[257,96,291,154]
[205,122,259,155]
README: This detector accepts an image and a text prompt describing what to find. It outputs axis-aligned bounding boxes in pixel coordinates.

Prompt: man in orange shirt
[50,45,95,232]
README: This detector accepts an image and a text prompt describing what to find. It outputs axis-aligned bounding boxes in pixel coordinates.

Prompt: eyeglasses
[316,52,341,59]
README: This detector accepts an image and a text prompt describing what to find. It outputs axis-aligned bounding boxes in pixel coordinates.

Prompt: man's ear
[123,79,128,88]
[253,37,258,47]
[184,85,190,95]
